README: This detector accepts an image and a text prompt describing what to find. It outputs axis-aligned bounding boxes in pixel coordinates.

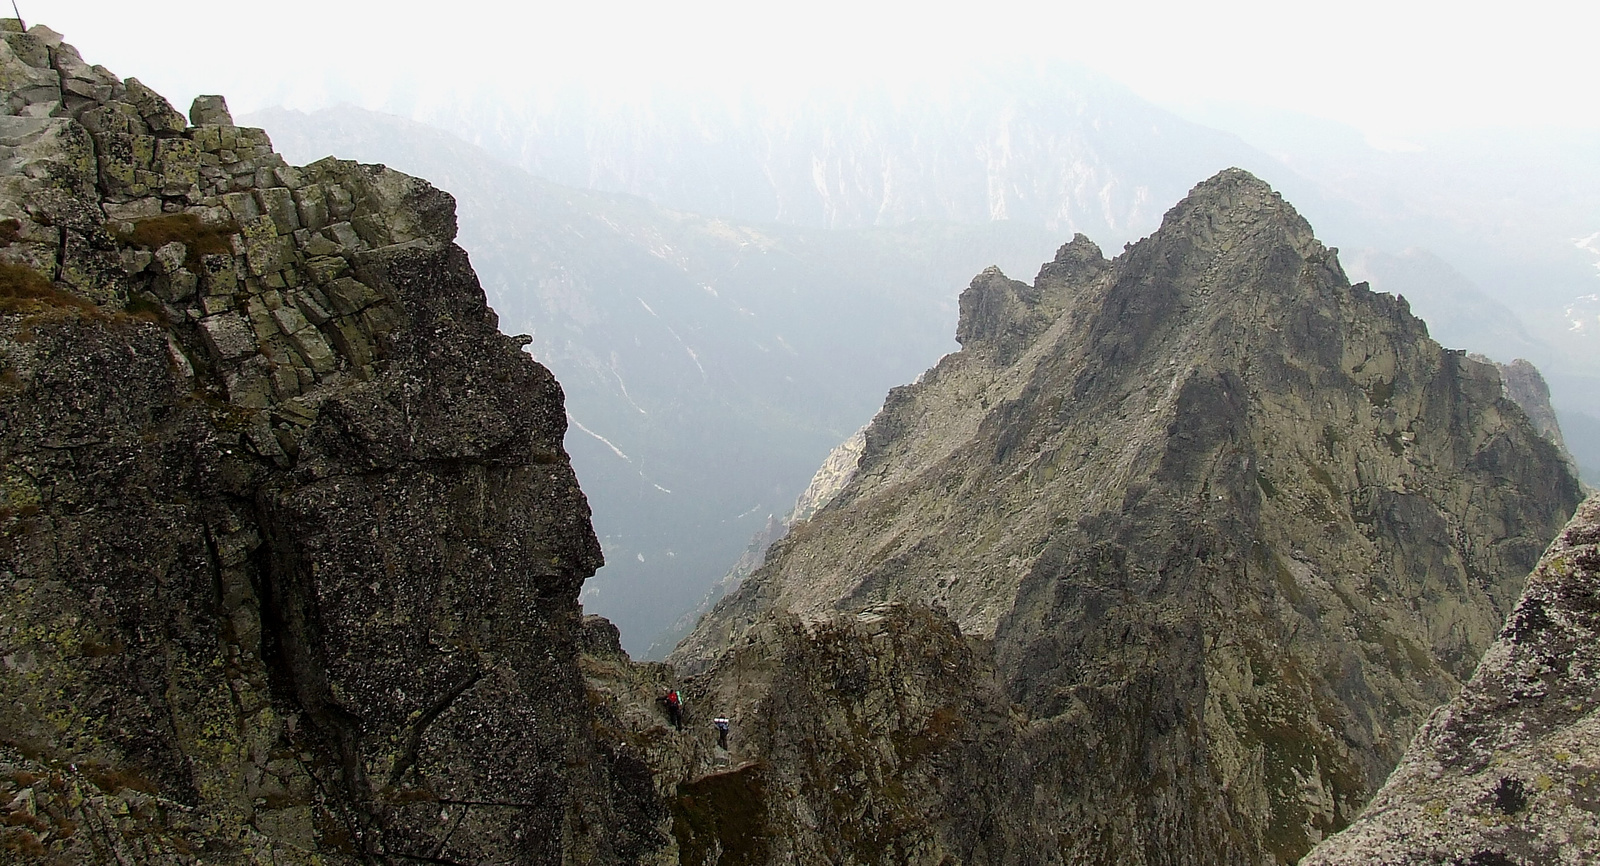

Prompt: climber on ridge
[658,689,684,731]
[714,716,730,750]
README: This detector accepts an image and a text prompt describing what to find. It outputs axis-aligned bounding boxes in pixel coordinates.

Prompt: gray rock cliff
[0,22,665,864]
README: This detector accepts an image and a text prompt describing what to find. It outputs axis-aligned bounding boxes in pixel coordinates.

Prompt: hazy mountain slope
[404,63,1270,237]
[671,171,1581,863]
[408,69,1598,481]
[250,80,1595,651]
[251,105,1058,651]
[424,75,1598,427]
[1342,249,1549,366]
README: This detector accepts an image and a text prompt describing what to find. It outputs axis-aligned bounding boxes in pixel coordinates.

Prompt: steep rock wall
[1303,493,1600,865]
[0,22,664,864]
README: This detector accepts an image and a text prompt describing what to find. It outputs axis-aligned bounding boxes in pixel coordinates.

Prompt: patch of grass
[122,293,168,325]
[7,771,39,788]
[1307,465,1340,500]
[0,261,95,316]
[892,703,964,763]
[111,213,239,270]
[1320,425,1342,458]
[380,786,437,805]
[1365,379,1394,408]
[84,764,158,796]
[1269,551,1303,607]
[0,262,167,329]
[0,827,45,857]
[80,637,125,658]
[262,792,306,809]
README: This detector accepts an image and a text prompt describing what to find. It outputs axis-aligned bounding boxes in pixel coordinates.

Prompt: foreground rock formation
[1304,493,1600,865]
[672,169,1582,863]
[0,22,665,863]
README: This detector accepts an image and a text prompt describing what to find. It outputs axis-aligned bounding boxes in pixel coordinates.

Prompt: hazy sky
[25,0,1599,141]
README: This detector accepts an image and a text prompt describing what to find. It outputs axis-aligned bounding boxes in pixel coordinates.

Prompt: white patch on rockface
[609,353,649,414]
[567,413,631,462]
[1574,232,1600,277]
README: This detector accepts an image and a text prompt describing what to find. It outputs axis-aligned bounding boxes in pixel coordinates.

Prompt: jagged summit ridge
[680,167,1457,653]
[671,168,1580,863]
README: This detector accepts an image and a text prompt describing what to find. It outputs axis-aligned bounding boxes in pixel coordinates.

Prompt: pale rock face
[671,169,1581,864]
[1303,493,1600,866]
[0,22,666,864]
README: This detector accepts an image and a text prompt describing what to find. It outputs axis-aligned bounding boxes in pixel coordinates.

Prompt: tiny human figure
[659,689,683,731]
[713,716,730,750]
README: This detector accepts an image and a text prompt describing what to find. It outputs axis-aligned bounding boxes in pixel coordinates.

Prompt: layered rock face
[1304,493,1600,865]
[0,23,663,864]
[673,170,1581,863]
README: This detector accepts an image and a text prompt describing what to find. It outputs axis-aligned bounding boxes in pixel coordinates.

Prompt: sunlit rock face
[0,21,667,864]
[1303,493,1600,866]
[671,168,1581,864]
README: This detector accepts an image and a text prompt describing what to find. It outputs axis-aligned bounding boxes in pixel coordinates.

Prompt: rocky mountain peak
[954,235,1112,366]
[672,169,1581,862]
[1158,165,1320,254]
[1036,230,1108,283]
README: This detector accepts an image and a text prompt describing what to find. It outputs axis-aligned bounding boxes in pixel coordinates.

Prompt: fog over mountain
[254,105,1058,651]
[250,58,1598,650]
[404,65,1256,234]
[394,64,1600,427]
[1180,101,1600,409]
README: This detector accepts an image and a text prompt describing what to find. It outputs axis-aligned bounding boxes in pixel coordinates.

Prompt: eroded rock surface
[1303,493,1600,865]
[672,169,1582,864]
[0,21,664,864]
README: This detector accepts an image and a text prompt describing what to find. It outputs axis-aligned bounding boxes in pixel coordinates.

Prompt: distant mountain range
[248,69,1599,649]
[318,63,1600,431]
[397,63,1264,236]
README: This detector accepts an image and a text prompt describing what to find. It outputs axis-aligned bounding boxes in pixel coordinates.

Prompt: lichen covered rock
[0,21,664,864]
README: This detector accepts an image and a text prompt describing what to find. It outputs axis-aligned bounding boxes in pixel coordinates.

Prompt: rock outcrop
[0,22,664,864]
[672,169,1582,864]
[1303,493,1600,865]
[1476,355,1582,483]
